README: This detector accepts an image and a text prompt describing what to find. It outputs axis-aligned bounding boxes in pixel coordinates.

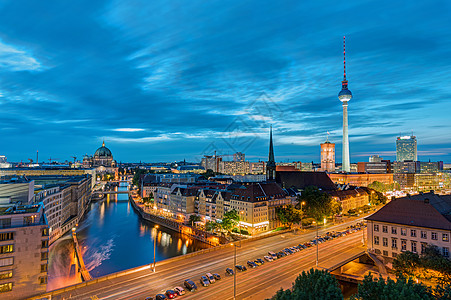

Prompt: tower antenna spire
[342,36,348,89]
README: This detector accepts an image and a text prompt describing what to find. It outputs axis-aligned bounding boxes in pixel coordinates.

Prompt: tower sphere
[338,88,352,102]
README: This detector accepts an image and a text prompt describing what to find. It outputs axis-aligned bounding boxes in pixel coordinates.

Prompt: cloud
[113,128,145,132]
[0,39,43,71]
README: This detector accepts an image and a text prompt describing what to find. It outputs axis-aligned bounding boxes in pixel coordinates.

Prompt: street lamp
[312,220,319,267]
[300,202,306,230]
[231,241,241,299]
[153,225,159,272]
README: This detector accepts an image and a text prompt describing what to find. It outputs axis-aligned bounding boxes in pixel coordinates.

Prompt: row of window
[0,232,13,241]
[373,224,449,241]
[0,245,13,254]
[0,282,12,293]
[374,236,449,257]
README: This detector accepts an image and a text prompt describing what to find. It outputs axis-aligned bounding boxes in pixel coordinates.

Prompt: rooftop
[365,193,451,230]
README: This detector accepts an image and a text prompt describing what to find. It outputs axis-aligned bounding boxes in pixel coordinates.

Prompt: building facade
[366,192,450,263]
[328,173,394,187]
[396,136,417,162]
[0,203,49,298]
[320,141,335,172]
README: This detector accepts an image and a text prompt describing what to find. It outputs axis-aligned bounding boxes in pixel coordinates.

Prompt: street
[36,217,366,300]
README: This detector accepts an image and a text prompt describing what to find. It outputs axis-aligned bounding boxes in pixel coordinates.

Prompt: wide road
[36,218,366,300]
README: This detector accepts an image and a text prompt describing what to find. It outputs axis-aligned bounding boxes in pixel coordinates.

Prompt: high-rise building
[338,36,352,172]
[320,140,335,172]
[396,136,417,162]
[266,126,276,181]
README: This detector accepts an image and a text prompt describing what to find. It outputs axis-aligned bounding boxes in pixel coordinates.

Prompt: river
[47,182,210,291]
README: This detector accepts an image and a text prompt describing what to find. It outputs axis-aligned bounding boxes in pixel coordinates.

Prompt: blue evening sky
[0,1,450,163]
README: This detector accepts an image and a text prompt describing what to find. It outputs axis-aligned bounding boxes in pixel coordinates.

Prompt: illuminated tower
[321,134,335,172]
[338,36,352,172]
[266,126,276,181]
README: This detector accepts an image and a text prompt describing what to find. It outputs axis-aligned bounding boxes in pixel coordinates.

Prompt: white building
[366,192,450,263]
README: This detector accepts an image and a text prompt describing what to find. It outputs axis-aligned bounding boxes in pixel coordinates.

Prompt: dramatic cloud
[0,0,450,163]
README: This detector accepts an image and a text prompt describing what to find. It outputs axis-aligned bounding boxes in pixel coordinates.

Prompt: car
[226,268,234,276]
[145,297,154,300]
[277,251,286,258]
[298,244,307,249]
[264,255,273,262]
[268,251,277,260]
[156,295,167,300]
[174,287,185,296]
[235,265,247,272]
[184,279,197,291]
[255,258,265,265]
[213,273,221,280]
[200,276,210,287]
[165,290,177,299]
[247,261,258,268]
[205,273,215,283]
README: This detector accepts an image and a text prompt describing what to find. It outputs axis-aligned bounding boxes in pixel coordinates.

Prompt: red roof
[365,197,451,230]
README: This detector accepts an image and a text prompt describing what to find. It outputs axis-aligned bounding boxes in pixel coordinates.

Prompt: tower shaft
[342,102,350,172]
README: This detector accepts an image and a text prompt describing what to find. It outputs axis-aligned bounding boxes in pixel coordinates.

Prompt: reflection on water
[48,182,210,291]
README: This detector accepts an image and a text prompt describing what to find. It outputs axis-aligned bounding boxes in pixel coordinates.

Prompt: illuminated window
[443,234,449,242]
[0,245,13,254]
[0,283,12,293]
[0,271,12,280]
[0,232,13,241]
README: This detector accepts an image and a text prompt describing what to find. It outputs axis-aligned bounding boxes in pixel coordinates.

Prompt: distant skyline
[0,1,451,163]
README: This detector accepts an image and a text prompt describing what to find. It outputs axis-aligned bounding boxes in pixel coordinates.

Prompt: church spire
[266,125,276,181]
[268,125,275,163]
[102,140,105,147]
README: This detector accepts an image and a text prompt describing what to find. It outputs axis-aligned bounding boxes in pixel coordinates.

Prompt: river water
[47,182,210,291]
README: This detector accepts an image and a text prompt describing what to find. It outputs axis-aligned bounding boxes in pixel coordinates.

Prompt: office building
[369,155,383,163]
[328,173,394,187]
[396,136,417,162]
[0,203,49,298]
[0,178,34,204]
[233,152,245,162]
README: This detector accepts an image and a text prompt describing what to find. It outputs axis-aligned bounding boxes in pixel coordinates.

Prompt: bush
[232,228,239,233]
[240,229,250,235]
[302,218,315,226]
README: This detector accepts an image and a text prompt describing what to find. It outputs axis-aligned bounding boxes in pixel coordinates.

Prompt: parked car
[173,286,185,296]
[247,261,258,268]
[264,255,273,262]
[156,294,167,300]
[255,258,265,265]
[268,251,277,260]
[213,273,221,280]
[235,265,247,272]
[184,279,197,291]
[277,251,286,258]
[205,273,215,284]
[200,276,210,287]
[165,290,177,299]
[226,268,235,276]
[145,297,154,300]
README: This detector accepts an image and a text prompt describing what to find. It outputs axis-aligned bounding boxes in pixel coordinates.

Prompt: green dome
[94,141,112,157]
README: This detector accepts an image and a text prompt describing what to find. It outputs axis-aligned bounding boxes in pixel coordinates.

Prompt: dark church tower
[266,126,276,181]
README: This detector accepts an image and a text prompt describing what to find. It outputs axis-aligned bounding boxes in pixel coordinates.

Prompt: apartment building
[366,192,451,263]
[0,203,49,298]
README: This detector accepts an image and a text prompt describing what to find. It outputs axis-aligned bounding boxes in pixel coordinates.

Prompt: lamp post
[231,241,241,299]
[300,201,306,230]
[313,220,319,267]
[153,225,159,272]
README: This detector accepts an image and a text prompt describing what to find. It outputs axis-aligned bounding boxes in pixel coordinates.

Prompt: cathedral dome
[94,141,112,158]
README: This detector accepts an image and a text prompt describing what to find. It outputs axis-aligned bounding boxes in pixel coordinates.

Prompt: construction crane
[71,156,77,164]
[48,157,59,164]
[28,158,33,164]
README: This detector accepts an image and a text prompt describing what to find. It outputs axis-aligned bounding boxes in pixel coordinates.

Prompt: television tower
[338,36,352,172]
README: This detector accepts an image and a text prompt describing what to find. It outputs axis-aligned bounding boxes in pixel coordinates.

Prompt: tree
[275,205,303,228]
[189,214,202,226]
[299,186,335,221]
[132,168,148,188]
[205,221,220,232]
[220,209,240,234]
[352,274,434,300]
[392,251,421,277]
[270,268,343,300]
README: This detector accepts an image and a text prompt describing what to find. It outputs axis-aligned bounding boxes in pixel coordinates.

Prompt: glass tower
[396,136,417,162]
